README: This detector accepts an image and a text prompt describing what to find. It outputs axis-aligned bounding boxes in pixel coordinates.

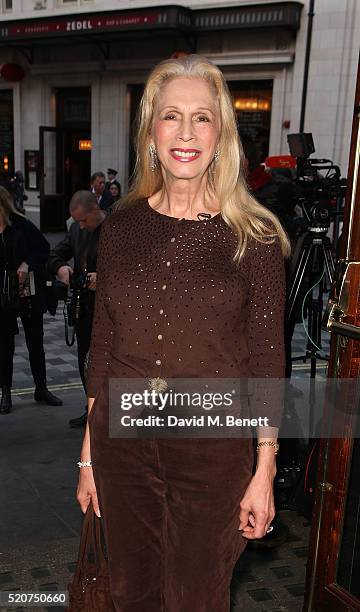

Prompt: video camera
[66,273,91,328]
[51,273,91,346]
[286,133,346,229]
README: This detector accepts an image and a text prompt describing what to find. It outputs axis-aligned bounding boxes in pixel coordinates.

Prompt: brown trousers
[89,403,254,612]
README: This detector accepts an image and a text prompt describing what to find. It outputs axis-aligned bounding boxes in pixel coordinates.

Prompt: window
[228,80,273,162]
[33,0,47,9]
[0,90,14,179]
[2,0,13,12]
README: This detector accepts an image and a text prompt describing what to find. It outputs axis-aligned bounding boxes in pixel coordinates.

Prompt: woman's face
[110,184,120,197]
[151,77,220,182]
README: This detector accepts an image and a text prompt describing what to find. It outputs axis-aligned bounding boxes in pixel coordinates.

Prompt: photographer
[48,191,106,428]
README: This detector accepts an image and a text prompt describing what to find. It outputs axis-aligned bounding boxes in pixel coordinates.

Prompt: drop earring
[214,149,220,163]
[149,144,158,172]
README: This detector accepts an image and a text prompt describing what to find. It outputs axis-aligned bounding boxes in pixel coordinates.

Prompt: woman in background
[109,182,121,201]
[0,186,61,414]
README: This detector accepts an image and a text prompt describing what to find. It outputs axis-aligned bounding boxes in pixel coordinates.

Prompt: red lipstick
[170,148,201,163]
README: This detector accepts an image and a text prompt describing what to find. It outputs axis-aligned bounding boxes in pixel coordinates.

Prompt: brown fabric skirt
[89,392,254,612]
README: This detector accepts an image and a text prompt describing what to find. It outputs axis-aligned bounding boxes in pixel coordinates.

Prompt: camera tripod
[286,225,336,378]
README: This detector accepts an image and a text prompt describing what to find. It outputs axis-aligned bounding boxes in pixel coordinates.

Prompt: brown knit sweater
[87,198,285,421]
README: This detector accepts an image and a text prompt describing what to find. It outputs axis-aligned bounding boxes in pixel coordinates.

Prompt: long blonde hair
[0,186,24,226]
[124,54,291,261]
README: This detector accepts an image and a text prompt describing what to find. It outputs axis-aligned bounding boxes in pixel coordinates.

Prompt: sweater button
[156,359,162,366]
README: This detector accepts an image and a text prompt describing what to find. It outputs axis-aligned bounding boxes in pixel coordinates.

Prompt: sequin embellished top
[87,199,285,398]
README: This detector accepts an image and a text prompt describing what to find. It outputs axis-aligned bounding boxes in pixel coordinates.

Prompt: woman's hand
[238,467,276,539]
[56,265,73,286]
[76,466,101,518]
[77,401,99,516]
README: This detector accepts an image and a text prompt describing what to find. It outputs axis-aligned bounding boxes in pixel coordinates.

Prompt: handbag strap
[92,511,109,574]
[73,505,93,584]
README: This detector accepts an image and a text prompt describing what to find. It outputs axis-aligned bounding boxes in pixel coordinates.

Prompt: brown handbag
[67,505,115,611]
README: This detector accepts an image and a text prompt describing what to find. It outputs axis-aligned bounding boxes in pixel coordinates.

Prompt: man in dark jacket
[90,171,114,211]
[48,190,106,427]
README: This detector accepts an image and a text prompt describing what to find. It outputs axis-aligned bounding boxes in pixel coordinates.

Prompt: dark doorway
[39,126,65,232]
[0,89,14,191]
[39,87,92,232]
[56,87,92,197]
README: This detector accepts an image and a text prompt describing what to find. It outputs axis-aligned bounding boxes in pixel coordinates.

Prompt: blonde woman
[76,55,290,611]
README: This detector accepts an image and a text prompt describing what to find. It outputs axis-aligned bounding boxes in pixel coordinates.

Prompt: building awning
[0,2,303,49]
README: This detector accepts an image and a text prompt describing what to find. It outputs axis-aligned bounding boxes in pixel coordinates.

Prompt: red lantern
[0,63,25,82]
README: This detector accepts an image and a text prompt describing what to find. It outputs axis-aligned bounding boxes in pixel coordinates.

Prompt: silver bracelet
[77,460,92,468]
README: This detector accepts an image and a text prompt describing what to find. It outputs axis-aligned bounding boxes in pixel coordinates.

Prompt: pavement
[0,291,329,611]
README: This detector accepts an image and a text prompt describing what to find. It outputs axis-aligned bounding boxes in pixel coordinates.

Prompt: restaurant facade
[0,0,359,229]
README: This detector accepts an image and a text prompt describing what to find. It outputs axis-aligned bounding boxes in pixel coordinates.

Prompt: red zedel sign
[0,11,164,40]
[0,4,302,42]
